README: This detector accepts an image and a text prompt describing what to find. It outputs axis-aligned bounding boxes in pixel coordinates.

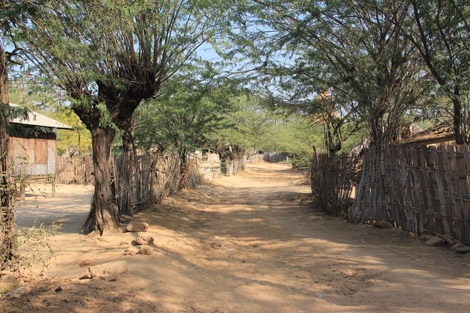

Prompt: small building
[8,103,73,177]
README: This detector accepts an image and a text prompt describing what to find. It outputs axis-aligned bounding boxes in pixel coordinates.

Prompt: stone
[55,286,63,292]
[79,259,92,267]
[137,246,153,255]
[126,221,149,232]
[451,243,466,250]
[132,235,154,246]
[442,235,457,246]
[85,260,128,279]
[425,236,445,246]
[6,287,23,299]
[99,274,118,282]
[456,246,470,254]
[373,221,392,229]
[0,272,18,289]
[210,242,222,249]
[124,246,139,256]
[421,234,433,241]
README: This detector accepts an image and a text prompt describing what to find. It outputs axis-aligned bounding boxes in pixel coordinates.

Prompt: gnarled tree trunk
[81,126,119,235]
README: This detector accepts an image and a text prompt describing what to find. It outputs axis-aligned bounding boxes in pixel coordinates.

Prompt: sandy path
[2,162,470,313]
[16,184,93,233]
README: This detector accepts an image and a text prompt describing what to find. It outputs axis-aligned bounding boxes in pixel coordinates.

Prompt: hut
[8,103,73,179]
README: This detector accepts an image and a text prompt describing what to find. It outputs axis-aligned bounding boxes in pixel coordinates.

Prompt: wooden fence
[310,152,359,217]
[56,154,94,184]
[55,153,185,216]
[114,153,183,216]
[53,151,235,216]
[351,144,470,245]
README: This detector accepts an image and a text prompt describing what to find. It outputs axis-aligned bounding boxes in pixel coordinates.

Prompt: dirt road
[3,162,470,312]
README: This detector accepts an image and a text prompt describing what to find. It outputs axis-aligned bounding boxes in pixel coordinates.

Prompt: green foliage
[12,223,58,276]
[228,0,435,148]
[52,108,92,156]
[8,67,67,112]
[212,96,332,158]
[16,0,232,131]
[212,96,274,152]
[405,0,470,143]
[133,68,235,157]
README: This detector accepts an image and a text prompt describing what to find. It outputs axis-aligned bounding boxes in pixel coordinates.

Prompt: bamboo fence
[56,153,184,216]
[56,154,94,184]
[114,153,182,215]
[310,152,359,217]
[351,143,470,244]
[54,152,232,216]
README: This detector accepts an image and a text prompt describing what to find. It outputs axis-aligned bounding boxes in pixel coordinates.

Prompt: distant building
[8,103,73,177]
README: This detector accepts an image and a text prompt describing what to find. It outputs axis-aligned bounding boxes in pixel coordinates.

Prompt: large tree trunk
[117,117,136,216]
[451,86,465,144]
[0,46,14,266]
[177,151,192,189]
[81,126,120,235]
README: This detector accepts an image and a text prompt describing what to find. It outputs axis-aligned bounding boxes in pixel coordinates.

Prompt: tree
[401,0,470,143]
[17,0,229,234]
[52,108,92,156]
[211,96,274,152]
[134,68,235,188]
[0,0,43,268]
[233,0,430,147]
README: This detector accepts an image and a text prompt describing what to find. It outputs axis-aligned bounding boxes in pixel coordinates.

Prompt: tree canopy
[15,0,231,234]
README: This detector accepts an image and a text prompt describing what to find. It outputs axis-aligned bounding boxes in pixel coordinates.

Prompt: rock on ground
[425,236,445,246]
[79,259,92,267]
[132,235,155,245]
[85,260,128,278]
[456,246,470,254]
[124,246,139,256]
[137,246,153,255]
[126,221,149,232]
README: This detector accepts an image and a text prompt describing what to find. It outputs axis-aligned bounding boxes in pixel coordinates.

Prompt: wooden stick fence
[310,152,359,217]
[56,154,94,184]
[351,143,470,244]
[56,153,184,216]
[113,153,183,216]
[54,152,230,217]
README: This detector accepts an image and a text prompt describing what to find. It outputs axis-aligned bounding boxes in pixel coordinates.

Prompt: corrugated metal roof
[9,103,73,130]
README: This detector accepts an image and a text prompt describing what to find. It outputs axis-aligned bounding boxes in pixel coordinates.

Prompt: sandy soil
[15,183,94,233]
[2,162,470,313]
